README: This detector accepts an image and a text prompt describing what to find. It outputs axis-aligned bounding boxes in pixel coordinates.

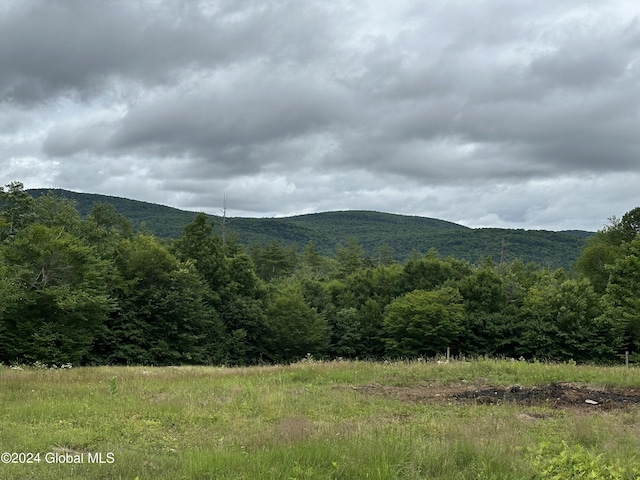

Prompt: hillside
[27,189,592,269]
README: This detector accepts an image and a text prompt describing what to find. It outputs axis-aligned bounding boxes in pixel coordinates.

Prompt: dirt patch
[348,382,640,410]
[276,415,314,442]
[453,383,640,409]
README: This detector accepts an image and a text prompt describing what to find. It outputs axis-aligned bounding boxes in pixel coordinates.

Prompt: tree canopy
[1,182,638,366]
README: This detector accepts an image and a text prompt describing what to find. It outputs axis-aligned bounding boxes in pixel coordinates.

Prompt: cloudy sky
[1,0,639,231]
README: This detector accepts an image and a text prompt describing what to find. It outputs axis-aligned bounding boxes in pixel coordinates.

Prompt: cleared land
[352,381,640,409]
[2,359,640,479]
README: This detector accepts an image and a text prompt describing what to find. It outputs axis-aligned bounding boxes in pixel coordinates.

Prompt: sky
[1,0,639,231]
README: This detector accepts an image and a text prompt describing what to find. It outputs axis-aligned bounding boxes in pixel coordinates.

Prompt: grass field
[2,358,640,479]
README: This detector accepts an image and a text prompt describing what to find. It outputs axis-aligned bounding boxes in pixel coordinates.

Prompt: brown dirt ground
[346,382,640,410]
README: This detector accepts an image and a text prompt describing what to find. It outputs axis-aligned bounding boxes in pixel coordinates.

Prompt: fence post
[626,351,629,368]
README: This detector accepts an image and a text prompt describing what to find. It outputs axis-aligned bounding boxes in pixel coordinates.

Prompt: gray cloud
[0,0,333,103]
[2,0,640,231]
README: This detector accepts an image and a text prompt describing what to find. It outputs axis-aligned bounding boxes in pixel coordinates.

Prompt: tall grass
[1,359,640,479]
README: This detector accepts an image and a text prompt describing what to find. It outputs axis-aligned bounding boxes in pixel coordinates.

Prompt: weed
[1,359,640,479]
[109,376,118,397]
[531,441,640,479]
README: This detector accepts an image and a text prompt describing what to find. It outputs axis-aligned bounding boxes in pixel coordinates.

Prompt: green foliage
[86,202,133,238]
[357,298,388,358]
[0,182,635,366]
[172,214,270,365]
[514,272,616,362]
[109,376,118,397]
[27,189,589,269]
[172,212,225,293]
[1,181,37,241]
[399,252,468,292]
[264,282,329,362]
[576,209,640,294]
[576,232,625,294]
[375,241,396,266]
[300,240,327,275]
[459,268,507,313]
[384,288,464,358]
[97,235,223,365]
[28,188,198,237]
[32,193,83,231]
[0,224,112,364]
[343,264,403,307]
[457,268,516,356]
[607,207,640,244]
[602,236,640,352]
[334,236,366,278]
[327,307,362,357]
[251,240,297,281]
[532,441,638,479]
[218,292,267,365]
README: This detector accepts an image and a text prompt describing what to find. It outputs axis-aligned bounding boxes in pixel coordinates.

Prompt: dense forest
[27,188,589,270]
[2,181,639,366]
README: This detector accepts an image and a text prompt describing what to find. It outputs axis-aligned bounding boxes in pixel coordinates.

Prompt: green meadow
[2,359,640,479]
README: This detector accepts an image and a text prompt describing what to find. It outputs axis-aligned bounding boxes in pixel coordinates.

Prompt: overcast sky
[1,0,639,231]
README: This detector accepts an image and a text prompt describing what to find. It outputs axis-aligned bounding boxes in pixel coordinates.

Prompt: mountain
[27,189,592,269]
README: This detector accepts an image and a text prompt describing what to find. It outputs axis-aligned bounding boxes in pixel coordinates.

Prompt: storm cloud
[2,0,639,230]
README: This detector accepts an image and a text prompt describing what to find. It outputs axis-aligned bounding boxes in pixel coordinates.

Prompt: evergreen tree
[251,240,297,281]
[0,181,36,241]
[173,214,269,364]
[334,237,365,279]
[172,213,226,299]
[301,240,328,276]
[327,307,362,358]
[375,242,396,266]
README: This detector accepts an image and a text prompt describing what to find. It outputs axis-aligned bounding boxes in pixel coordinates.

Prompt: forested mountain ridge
[27,188,591,269]
[4,182,639,366]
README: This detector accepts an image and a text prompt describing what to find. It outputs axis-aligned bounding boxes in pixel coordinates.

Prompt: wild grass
[1,359,640,479]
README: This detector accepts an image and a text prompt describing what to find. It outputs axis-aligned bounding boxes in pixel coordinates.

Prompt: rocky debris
[452,383,640,409]
[348,382,640,410]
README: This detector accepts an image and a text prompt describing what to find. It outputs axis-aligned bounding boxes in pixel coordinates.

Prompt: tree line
[1,181,639,366]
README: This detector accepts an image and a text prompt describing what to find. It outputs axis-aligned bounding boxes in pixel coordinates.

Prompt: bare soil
[348,382,640,410]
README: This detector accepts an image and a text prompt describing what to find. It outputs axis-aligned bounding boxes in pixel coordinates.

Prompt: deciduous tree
[384,287,464,358]
[264,282,329,362]
[97,235,224,365]
[0,224,112,364]
[602,235,640,354]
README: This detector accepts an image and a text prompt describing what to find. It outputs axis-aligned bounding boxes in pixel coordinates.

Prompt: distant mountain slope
[27,189,592,269]
[28,188,201,237]
[222,210,469,256]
